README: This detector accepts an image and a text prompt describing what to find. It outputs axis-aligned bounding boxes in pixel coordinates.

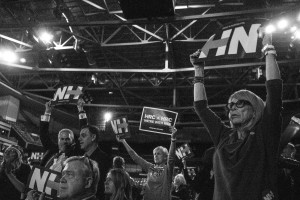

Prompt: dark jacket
[39,115,84,168]
[88,146,112,200]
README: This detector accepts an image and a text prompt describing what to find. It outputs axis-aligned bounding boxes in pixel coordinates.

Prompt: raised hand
[170,126,178,140]
[44,101,52,114]
[116,135,125,143]
[26,190,45,200]
[77,98,85,112]
[190,49,204,68]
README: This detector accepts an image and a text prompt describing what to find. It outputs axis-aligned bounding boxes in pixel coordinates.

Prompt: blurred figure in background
[171,173,190,200]
[0,145,31,200]
[182,147,215,200]
[104,168,133,200]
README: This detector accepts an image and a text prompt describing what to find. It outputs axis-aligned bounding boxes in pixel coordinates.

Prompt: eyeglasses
[225,100,252,113]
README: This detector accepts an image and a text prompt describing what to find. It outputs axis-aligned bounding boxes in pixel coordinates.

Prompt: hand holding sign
[170,126,178,140]
[190,49,204,68]
[26,190,45,200]
[77,98,85,112]
[45,101,53,115]
[109,116,131,139]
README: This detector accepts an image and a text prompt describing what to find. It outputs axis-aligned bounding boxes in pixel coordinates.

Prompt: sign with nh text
[26,166,61,199]
[195,20,263,63]
[51,85,83,105]
[139,107,178,135]
[175,143,193,160]
[108,116,131,139]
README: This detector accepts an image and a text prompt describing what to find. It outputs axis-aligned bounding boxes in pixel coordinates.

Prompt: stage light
[277,19,288,30]
[294,30,300,39]
[104,112,112,122]
[0,50,18,63]
[265,24,276,34]
[290,26,297,33]
[20,58,26,63]
[39,32,54,44]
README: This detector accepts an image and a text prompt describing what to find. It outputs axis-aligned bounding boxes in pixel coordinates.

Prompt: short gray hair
[63,156,100,194]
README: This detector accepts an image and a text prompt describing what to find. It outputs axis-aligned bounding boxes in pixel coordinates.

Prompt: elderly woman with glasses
[191,31,282,200]
[0,145,31,200]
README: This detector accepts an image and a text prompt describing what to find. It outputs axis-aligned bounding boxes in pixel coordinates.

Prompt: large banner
[26,166,61,199]
[139,107,178,135]
[195,20,264,63]
[107,116,131,139]
[51,85,83,106]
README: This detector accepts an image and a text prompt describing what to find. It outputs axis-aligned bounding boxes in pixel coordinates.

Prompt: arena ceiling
[0,0,300,143]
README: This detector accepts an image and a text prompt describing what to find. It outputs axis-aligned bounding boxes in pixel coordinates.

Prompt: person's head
[173,173,186,189]
[78,125,100,152]
[113,156,125,169]
[153,146,168,165]
[226,89,264,131]
[3,146,22,165]
[58,129,74,153]
[104,168,132,200]
[59,156,100,199]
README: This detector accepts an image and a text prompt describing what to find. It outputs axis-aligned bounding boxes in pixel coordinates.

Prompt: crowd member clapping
[0,145,31,200]
[104,168,133,200]
[117,126,178,200]
[192,30,282,199]
[26,156,100,200]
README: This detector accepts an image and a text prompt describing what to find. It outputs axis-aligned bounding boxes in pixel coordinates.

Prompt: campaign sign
[51,85,83,105]
[139,107,178,135]
[195,20,264,63]
[175,143,194,160]
[107,116,131,139]
[26,166,61,199]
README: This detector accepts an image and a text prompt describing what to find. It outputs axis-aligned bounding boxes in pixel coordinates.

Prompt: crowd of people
[0,31,300,200]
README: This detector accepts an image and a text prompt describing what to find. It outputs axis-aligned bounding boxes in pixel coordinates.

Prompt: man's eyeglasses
[225,100,252,113]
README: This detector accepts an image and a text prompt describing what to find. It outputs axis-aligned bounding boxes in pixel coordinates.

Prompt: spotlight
[265,24,276,34]
[20,58,26,63]
[104,112,112,122]
[277,19,288,30]
[39,32,54,44]
[0,50,18,63]
[294,30,300,39]
[290,26,297,33]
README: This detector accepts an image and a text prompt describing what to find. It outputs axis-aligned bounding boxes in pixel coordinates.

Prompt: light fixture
[265,24,276,34]
[39,32,54,44]
[277,19,288,30]
[104,112,112,122]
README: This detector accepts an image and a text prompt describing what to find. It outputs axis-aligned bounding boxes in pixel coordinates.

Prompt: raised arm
[77,98,88,128]
[117,137,152,172]
[39,101,57,150]
[261,32,281,80]
[191,50,207,102]
[167,126,178,171]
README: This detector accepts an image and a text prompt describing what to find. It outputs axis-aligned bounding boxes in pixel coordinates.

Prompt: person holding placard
[39,100,86,172]
[191,30,282,200]
[26,156,100,200]
[117,126,178,200]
